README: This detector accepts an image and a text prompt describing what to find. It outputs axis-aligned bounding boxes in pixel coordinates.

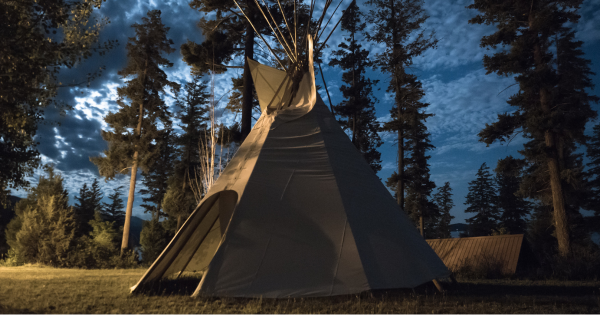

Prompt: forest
[1,0,600,283]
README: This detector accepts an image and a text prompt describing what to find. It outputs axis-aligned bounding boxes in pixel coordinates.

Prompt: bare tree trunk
[419,216,424,237]
[397,108,404,211]
[390,0,404,211]
[122,98,144,256]
[122,155,138,256]
[530,16,570,256]
[121,55,147,257]
[241,5,255,140]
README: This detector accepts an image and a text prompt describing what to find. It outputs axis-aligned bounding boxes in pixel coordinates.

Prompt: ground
[0,266,599,313]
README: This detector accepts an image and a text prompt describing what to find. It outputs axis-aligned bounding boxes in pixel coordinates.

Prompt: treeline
[1,0,599,277]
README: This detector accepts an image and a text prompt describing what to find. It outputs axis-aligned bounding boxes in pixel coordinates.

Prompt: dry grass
[1,266,599,313]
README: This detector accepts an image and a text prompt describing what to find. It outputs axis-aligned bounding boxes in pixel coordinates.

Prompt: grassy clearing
[1,266,599,314]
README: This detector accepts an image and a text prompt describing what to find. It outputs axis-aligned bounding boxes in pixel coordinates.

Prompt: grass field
[1,266,599,313]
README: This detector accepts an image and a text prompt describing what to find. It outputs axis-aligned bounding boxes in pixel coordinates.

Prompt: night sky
[11,0,600,224]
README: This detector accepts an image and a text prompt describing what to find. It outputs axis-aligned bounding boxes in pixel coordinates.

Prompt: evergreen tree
[101,187,126,228]
[470,0,598,257]
[91,10,179,255]
[0,0,114,205]
[139,127,176,220]
[403,101,437,237]
[5,165,73,265]
[329,0,382,173]
[433,182,455,238]
[585,123,600,217]
[140,218,173,265]
[465,163,499,236]
[366,0,437,210]
[495,156,531,234]
[74,178,103,235]
[161,77,210,229]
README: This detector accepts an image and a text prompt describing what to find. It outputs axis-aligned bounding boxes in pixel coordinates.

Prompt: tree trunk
[352,114,356,144]
[397,115,404,211]
[419,216,424,237]
[122,152,138,256]
[241,6,255,141]
[530,15,570,256]
[177,215,182,231]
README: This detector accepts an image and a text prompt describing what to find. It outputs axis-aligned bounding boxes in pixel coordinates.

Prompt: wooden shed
[426,234,535,275]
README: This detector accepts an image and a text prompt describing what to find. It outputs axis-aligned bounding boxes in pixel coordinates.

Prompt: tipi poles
[232,0,288,71]
[316,0,345,42]
[275,0,296,52]
[317,61,335,114]
[254,0,296,63]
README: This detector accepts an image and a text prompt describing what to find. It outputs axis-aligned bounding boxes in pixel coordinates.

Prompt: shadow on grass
[132,276,202,296]
[450,281,599,297]
[0,303,35,314]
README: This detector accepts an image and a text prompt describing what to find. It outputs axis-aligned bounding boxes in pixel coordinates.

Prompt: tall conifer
[366,0,437,210]
[91,10,179,255]
[329,0,382,173]
[470,0,598,256]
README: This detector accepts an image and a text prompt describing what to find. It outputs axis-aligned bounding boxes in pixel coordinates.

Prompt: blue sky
[12,0,600,224]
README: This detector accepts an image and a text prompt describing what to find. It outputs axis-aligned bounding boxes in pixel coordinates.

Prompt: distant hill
[449,223,467,232]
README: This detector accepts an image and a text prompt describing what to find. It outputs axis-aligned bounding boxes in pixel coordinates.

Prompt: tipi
[132,0,449,298]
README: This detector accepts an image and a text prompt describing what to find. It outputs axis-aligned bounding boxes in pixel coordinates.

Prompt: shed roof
[426,234,524,275]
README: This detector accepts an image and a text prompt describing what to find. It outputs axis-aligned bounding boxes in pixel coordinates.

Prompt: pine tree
[0,0,114,205]
[139,127,176,220]
[91,10,179,255]
[495,156,531,234]
[585,123,600,217]
[140,217,173,265]
[161,77,210,229]
[329,0,382,173]
[465,163,499,236]
[366,0,437,210]
[433,182,455,238]
[470,0,598,257]
[101,187,126,228]
[403,99,437,237]
[74,178,103,235]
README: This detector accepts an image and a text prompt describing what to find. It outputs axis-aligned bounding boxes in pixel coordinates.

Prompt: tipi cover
[131,37,449,298]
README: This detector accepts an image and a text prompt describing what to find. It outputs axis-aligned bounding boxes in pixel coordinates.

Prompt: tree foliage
[433,182,455,238]
[74,178,103,235]
[465,163,499,236]
[495,156,531,234]
[0,0,114,204]
[329,0,382,173]
[140,218,173,265]
[585,123,600,217]
[101,187,126,228]
[140,127,176,219]
[366,0,437,209]
[469,0,598,256]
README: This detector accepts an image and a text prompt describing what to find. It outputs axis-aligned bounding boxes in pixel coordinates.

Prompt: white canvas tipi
[132,2,449,297]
